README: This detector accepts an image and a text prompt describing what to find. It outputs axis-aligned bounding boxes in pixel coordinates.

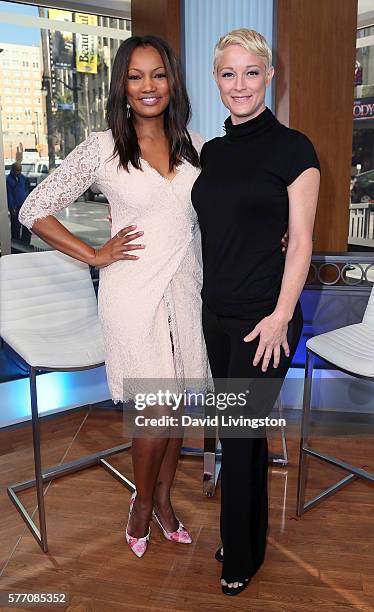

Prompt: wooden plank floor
[0,407,373,611]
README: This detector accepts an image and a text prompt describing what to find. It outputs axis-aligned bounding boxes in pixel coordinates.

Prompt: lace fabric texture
[18,129,209,402]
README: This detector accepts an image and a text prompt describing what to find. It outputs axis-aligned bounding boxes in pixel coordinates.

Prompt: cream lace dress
[19,130,209,402]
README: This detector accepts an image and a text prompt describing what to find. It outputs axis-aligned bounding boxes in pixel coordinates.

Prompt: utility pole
[72,12,81,146]
[38,7,56,169]
[72,71,80,146]
[84,74,92,135]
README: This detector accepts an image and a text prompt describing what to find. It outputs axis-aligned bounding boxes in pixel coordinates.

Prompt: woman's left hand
[243,312,290,372]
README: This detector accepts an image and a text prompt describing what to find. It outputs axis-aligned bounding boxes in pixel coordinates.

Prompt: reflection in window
[349,3,374,250]
[0,0,131,253]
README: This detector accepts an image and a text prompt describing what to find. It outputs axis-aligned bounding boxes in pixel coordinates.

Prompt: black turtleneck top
[191,107,320,319]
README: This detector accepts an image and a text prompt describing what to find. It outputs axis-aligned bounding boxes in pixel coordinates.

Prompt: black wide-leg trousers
[202,301,303,583]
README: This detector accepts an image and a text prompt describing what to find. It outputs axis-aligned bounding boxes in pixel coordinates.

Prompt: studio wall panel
[132,0,181,55]
[183,0,274,140]
[276,0,358,252]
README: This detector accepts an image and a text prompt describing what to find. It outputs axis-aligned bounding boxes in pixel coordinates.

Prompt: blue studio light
[0,367,110,428]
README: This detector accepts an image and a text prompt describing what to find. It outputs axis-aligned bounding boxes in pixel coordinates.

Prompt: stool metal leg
[203,434,221,497]
[297,349,314,516]
[279,399,288,465]
[7,366,135,553]
[295,350,372,516]
[30,368,48,551]
[7,368,48,551]
[269,394,288,465]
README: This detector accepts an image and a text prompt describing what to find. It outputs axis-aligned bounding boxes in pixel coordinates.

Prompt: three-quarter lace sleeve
[19,131,100,229]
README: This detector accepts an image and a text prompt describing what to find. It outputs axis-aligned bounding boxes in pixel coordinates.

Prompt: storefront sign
[353,97,374,120]
[75,13,98,74]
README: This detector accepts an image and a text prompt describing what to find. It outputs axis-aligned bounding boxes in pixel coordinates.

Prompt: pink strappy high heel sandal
[125,491,150,558]
[152,509,192,544]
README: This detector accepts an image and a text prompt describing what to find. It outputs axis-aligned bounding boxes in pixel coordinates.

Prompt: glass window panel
[350,3,374,249]
[0,0,131,255]
[0,1,132,389]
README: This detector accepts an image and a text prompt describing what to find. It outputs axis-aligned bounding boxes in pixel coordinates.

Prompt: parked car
[4,159,62,190]
[4,158,105,203]
[22,161,49,190]
[350,169,374,203]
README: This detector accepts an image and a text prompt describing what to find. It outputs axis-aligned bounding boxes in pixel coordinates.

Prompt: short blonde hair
[213,28,272,72]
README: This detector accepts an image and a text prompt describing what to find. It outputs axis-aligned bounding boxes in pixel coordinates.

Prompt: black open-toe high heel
[216,545,265,571]
[221,578,250,596]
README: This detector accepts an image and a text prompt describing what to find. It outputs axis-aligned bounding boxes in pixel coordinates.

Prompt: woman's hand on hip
[93,224,145,268]
[243,312,290,372]
[281,229,289,254]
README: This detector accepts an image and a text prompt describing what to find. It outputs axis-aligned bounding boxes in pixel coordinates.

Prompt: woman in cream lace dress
[19,35,208,557]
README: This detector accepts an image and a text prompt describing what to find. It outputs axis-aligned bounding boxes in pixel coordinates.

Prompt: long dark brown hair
[106,35,200,172]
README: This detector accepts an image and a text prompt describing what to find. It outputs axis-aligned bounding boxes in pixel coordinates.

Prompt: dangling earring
[126,103,131,119]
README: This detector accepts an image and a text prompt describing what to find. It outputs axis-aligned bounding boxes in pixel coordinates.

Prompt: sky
[0,2,40,47]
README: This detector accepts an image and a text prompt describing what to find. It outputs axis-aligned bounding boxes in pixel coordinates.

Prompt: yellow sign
[75,13,98,74]
[49,8,73,21]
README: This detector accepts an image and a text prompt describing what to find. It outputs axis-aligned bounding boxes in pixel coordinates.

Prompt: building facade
[352,3,374,174]
[0,42,47,159]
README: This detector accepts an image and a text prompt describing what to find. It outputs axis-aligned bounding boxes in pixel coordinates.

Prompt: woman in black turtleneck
[192,29,320,596]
